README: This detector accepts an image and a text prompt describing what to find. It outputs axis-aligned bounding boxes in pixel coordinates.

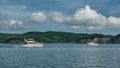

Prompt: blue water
[0,44,120,68]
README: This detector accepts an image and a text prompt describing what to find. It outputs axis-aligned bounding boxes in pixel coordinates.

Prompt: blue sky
[0,0,120,35]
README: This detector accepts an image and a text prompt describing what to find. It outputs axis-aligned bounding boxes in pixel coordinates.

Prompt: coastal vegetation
[0,31,119,44]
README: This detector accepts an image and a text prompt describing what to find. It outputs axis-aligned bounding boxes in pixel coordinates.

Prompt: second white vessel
[87,41,98,46]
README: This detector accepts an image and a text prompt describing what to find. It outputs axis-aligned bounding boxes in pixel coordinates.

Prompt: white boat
[21,38,44,47]
[87,41,98,46]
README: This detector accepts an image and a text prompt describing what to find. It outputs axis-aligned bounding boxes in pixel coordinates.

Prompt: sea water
[0,44,120,68]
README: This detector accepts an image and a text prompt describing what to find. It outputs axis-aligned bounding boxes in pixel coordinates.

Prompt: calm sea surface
[0,44,120,68]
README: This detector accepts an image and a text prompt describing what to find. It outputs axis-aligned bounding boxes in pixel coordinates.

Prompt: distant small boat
[87,41,98,46]
[21,38,44,47]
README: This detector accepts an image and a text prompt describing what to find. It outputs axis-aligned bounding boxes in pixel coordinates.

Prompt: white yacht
[87,41,98,46]
[21,38,44,47]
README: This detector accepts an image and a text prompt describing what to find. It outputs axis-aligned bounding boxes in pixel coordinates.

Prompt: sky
[0,0,120,35]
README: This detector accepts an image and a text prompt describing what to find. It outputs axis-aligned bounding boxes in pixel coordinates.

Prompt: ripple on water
[0,44,120,68]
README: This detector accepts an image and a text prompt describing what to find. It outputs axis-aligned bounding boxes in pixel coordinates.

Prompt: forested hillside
[0,31,117,44]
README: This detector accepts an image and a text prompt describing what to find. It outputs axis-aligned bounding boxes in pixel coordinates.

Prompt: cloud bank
[0,17,26,30]
[1,4,120,31]
[0,4,29,30]
[31,5,120,31]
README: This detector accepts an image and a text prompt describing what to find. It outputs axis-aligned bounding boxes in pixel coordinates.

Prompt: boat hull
[87,43,98,45]
[21,43,44,47]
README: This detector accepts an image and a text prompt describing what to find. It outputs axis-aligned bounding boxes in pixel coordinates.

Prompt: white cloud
[70,5,107,30]
[0,19,27,30]
[31,12,47,23]
[70,26,80,29]
[108,16,120,27]
[73,5,106,25]
[50,11,65,23]
[87,26,103,31]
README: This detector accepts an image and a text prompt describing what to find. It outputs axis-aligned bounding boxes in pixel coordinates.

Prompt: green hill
[0,31,113,43]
